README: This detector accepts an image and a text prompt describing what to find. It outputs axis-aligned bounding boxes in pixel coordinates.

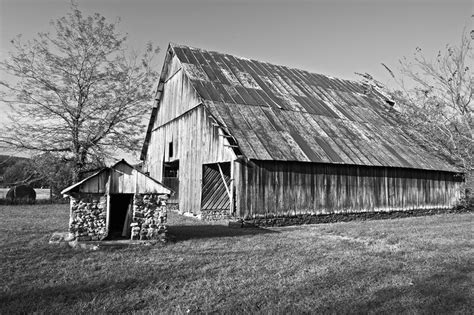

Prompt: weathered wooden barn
[141,44,463,220]
[61,160,172,240]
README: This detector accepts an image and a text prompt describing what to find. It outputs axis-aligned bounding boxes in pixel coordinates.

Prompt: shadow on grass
[168,225,279,242]
[374,264,471,313]
[0,278,149,313]
[328,262,473,313]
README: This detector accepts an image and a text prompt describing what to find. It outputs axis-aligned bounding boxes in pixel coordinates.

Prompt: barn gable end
[141,46,237,214]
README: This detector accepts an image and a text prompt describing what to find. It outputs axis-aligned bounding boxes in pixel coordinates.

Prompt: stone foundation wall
[464,170,474,203]
[131,194,168,241]
[167,203,179,212]
[69,193,169,242]
[244,207,472,227]
[201,209,233,221]
[69,194,107,241]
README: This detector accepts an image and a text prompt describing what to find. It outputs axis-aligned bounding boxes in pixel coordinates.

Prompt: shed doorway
[108,194,133,239]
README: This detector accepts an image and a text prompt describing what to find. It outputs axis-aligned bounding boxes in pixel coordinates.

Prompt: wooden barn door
[201,162,232,213]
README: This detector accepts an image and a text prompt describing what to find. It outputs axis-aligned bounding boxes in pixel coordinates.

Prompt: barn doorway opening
[201,162,232,215]
[107,194,134,239]
[163,160,179,206]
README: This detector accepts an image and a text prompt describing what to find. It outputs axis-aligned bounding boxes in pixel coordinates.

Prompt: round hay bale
[6,185,36,203]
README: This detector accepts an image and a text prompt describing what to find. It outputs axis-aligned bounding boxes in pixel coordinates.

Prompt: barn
[61,160,172,241]
[141,43,463,221]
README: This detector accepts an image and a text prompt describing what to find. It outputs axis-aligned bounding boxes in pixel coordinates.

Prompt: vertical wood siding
[144,105,235,213]
[144,52,236,214]
[154,55,202,127]
[234,160,463,219]
[73,163,171,195]
[162,178,179,204]
[109,163,171,194]
[75,171,109,194]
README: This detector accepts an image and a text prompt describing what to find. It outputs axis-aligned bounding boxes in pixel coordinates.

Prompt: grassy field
[0,204,472,314]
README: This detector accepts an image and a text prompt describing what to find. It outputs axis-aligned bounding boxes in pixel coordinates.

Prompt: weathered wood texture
[162,177,179,204]
[141,44,462,218]
[67,171,109,194]
[201,163,231,211]
[109,163,171,194]
[234,161,463,219]
[154,54,203,127]
[62,161,172,195]
[144,82,235,214]
[168,44,457,172]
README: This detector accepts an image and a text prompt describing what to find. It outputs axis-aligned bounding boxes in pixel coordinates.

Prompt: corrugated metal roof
[158,43,457,172]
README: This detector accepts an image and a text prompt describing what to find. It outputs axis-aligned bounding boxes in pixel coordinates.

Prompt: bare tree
[0,3,159,180]
[360,31,472,178]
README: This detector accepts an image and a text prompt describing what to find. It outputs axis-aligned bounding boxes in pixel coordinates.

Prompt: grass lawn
[0,204,472,314]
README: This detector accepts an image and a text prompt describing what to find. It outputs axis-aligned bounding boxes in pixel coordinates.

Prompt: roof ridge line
[169,42,363,86]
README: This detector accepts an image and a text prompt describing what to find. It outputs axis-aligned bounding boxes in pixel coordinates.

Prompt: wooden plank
[237,161,462,217]
[217,163,231,199]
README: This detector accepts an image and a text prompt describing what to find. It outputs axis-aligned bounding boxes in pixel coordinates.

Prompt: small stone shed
[61,160,173,241]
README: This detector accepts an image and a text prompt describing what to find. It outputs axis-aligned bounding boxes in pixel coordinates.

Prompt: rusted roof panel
[168,44,458,172]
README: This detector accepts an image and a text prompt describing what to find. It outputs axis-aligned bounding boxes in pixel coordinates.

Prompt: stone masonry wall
[131,194,168,241]
[244,207,472,227]
[69,194,107,241]
[201,209,233,221]
[465,170,474,200]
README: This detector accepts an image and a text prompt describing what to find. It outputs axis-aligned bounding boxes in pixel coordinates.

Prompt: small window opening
[168,141,173,158]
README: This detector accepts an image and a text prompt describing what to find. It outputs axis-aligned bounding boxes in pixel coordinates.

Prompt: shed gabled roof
[144,43,458,172]
[61,160,173,195]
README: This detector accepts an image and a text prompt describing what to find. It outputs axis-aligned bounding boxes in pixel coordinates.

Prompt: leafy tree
[359,30,472,178]
[0,3,159,181]
[29,153,79,198]
[0,155,30,182]
[1,153,89,198]
[2,159,37,187]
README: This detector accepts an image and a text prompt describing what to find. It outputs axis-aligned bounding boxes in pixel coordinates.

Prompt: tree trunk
[71,146,89,182]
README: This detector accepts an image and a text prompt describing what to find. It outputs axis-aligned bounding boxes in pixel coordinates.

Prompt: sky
[0,0,472,158]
